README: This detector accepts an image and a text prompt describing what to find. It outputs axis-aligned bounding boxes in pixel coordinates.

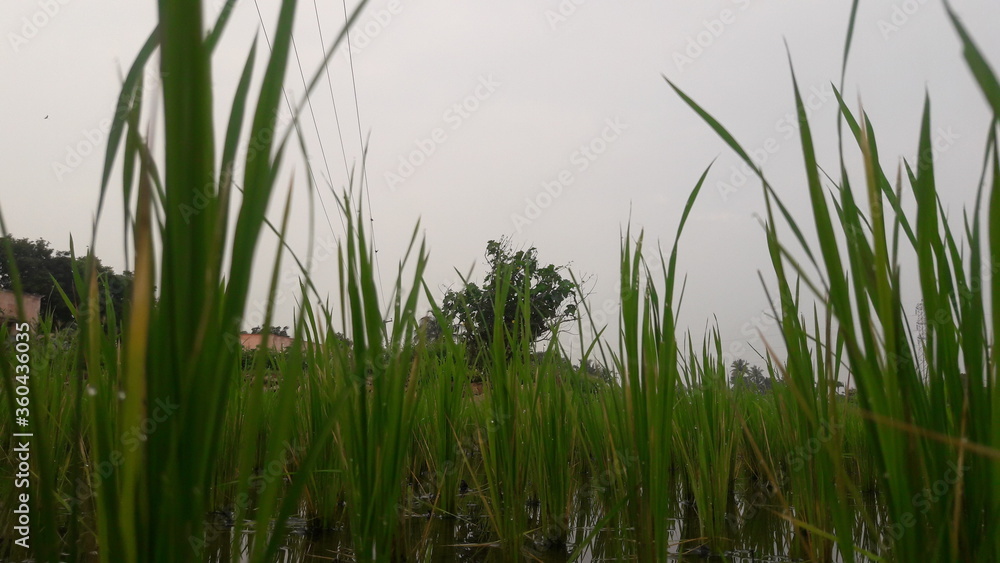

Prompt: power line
[250,0,343,240]
[249,0,389,322]
[309,0,353,179]
[290,33,345,230]
[341,0,388,312]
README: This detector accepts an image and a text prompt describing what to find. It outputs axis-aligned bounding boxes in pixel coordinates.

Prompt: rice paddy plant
[666,6,1000,561]
[599,166,709,560]
[525,340,579,548]
[763,296,854,561]
[674,333,740,553]
[209,350,259,512]
[327,194,428,563]
[604,228,672,559]
[573,381,614,487]
[818,88,997,561]
[734,481,791,558]
[841,403,878,494]
[410,311,470,518]
[3,0,374,560]
[296,307,349,528]
[0,314,89,561]
[733,385,788,482]
[566,302,624,510]
[471,266,534,552]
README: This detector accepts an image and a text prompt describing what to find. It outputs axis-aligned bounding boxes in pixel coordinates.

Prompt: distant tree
[729,358,749,381]
[748,365,772,393]
[417,313,444,343]
[250,325,290,337]
[0,236,133,327]
[730,359,772,394]
[441,238,577,368]
[579,358,615,386]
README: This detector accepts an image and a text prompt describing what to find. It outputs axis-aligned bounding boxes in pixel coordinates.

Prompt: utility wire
[310,0,353,179]
[250,0,344,240]
[340,0,388,313]
[290,33,345,231]
[252,0,390,322]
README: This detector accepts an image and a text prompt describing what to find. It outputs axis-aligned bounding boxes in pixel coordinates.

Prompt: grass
[1,0,1000,561]
[675,335,740,553]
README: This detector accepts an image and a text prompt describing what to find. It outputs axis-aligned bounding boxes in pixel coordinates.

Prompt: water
[198,477,882,562]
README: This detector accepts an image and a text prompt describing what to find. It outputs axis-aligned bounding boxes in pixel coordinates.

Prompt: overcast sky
[2,0,999,365]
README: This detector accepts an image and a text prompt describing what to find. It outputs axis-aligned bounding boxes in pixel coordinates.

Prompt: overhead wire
[340,0,389,312]
[249,0,344,240]
[309,0,353,180]
[289,33,345,231]
[250,0,390,322]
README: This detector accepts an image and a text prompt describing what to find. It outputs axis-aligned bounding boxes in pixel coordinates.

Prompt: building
[0,290,42,335]
[239,332,294,351]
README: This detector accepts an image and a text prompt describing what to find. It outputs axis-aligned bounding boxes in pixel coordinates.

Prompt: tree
[730,359,772,394]
[729,358,750,381]
[441,238,577,367]
[250,325,290,337]
[0,236,133,328]
[579,358,615,386]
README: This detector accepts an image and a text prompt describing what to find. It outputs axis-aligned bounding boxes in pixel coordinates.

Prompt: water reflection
[200,477,887,562]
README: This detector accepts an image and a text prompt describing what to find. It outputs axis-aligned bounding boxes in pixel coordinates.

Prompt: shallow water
[13,474,883,561]
[198,478,882,562]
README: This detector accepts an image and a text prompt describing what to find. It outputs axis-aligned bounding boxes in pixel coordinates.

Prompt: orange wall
[0,291,41,325]
[239,332,294,351]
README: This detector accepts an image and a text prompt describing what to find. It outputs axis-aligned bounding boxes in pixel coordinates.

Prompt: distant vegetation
[438,236,578,370]
[729,358,774,394]
[248,325,290,337]
[0,235,132,327]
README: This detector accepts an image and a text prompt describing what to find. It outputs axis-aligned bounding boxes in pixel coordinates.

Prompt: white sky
[2,0,999,366]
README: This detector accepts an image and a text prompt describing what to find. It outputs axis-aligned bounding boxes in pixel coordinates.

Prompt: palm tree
[729,359,750,389]
[730,360,771,393]
[747,365,771,393]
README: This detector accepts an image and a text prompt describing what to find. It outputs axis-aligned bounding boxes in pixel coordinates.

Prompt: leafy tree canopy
[440,237,577,366]
[0,236,132,328]
[729,359,773,394]
[249,325,290,337]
